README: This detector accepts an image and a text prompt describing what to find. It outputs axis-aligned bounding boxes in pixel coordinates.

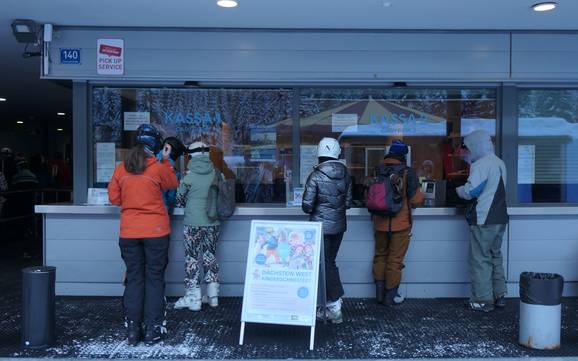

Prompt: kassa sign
[97,39,124,75]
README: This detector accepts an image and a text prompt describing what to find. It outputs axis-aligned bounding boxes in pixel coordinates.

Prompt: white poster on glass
[300,145,318,185]
[250,127,277,162]
[240,220,322,349]
[96,142,116,183]
[124,112,150,131]
[331,113,358,133]
[518,144,535,184]
[86,188,110,206]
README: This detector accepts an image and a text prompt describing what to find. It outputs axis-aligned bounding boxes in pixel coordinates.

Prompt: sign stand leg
[309,326,315,350]
[319,237,328,323]
[239,321,246,345]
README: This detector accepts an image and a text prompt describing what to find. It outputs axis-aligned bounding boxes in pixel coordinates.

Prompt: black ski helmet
[136,124,163,154]
[163,136,186,161]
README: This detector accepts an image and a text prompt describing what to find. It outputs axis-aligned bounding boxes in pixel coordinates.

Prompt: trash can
[21,266,56,349]
[519,272,564,350]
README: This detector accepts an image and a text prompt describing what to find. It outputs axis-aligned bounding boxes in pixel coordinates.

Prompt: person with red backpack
[368,140,423,306]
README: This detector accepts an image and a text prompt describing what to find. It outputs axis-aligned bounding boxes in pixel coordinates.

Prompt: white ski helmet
[187,141,209,157]
[317,137,341,159]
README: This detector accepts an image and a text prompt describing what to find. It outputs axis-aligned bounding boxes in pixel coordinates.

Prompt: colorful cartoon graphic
[252,225,317,270]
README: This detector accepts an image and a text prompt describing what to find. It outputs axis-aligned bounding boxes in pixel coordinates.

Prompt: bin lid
[22,266,56,274]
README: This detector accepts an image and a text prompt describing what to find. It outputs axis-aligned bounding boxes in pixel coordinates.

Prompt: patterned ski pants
[183,225,221,290]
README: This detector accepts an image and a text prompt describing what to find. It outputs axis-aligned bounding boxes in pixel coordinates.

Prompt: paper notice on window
[250,127,277,162]
[124,112,150,131]
[300,145,318,185]
[86,188,110,206]
[287,187,305,207]
[518,145,535,184]
[96,142,116,183]
[332,113,358,133]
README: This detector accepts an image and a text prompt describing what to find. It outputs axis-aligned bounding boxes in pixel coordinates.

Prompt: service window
[91,88,294,204]
[299,88,497,207]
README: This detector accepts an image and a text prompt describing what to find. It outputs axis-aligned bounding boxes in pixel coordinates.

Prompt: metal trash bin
[519,272,564,350]
[21,266,56,349]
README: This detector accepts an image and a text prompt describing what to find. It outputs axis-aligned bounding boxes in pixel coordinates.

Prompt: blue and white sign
[60,48,81,64]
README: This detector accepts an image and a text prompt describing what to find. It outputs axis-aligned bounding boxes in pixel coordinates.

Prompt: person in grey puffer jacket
[302,137,352,324]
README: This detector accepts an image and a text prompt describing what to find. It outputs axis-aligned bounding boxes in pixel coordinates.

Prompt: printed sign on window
[300,145,318,186]
[96,142,116,183]
[97,39,124,75]
[518,145,535,184]
[124,112,150,131]
[332,113,358,133]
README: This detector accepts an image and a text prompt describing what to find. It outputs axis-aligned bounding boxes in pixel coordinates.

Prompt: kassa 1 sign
[97,39,124,75]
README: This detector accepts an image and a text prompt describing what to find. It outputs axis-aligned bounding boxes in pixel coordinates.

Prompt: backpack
[206,170,236,221]
[366,165,408,217]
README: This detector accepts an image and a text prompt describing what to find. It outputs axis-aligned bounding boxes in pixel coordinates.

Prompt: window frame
[87,83,510,207]
[512,85,578,206]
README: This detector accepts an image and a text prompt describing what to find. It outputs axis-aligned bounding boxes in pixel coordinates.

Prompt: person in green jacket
[174,142,221,311]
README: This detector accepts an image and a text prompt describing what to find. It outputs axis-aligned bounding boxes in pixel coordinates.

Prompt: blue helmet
[136,124,163,154]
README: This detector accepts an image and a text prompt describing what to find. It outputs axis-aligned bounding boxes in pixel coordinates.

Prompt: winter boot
[174,287,202,311]
[125,319,142,346]
[206,282,219,307]
[467,301,495,313]
[384,286,404,306]
[144,324,166,345]
[375,281,385,304]
[326,298,343,324]
[494,296,506,308]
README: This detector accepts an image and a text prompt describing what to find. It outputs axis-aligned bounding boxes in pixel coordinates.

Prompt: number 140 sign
[60,48,81,65]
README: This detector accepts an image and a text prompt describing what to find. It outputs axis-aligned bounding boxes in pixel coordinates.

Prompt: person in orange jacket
[108,124,178,346]
[372,140,424,306]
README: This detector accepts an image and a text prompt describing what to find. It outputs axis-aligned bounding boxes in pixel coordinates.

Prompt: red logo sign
[99,44,122,57]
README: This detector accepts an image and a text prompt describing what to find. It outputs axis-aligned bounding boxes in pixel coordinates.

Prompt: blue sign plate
[60,48,81,64]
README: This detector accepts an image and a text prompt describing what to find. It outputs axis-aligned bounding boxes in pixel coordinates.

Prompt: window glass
[299,88,497,207]
[92,88,294,204]
[518,89,578,203]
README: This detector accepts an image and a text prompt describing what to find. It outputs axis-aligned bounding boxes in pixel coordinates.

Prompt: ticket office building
[36,28,578,297]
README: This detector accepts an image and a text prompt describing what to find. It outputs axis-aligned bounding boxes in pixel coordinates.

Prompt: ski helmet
[317,137,341,159]
[187,141,210,157]
[136,124,163,154]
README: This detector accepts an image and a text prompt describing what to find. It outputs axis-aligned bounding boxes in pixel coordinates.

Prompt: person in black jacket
[302,137,352,324]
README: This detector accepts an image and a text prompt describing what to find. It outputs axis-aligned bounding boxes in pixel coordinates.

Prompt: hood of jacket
[464,129,494,162]
[187,155,214,175]
[315,160,347,180]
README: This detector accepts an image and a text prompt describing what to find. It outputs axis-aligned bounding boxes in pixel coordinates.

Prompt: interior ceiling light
[217,0,238,8]
[57,128,64,132]
[11,19,38,43]
[57,112,66,116]
[532,2,557,11]
[0,98,6,102]
[17,121,24,124]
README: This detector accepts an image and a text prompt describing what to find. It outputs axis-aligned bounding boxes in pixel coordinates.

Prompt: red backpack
[366,165,408,217]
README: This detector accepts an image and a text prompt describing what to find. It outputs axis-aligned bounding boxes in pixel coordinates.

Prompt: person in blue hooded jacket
[156,137,186,208]
[456,129,508,313]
